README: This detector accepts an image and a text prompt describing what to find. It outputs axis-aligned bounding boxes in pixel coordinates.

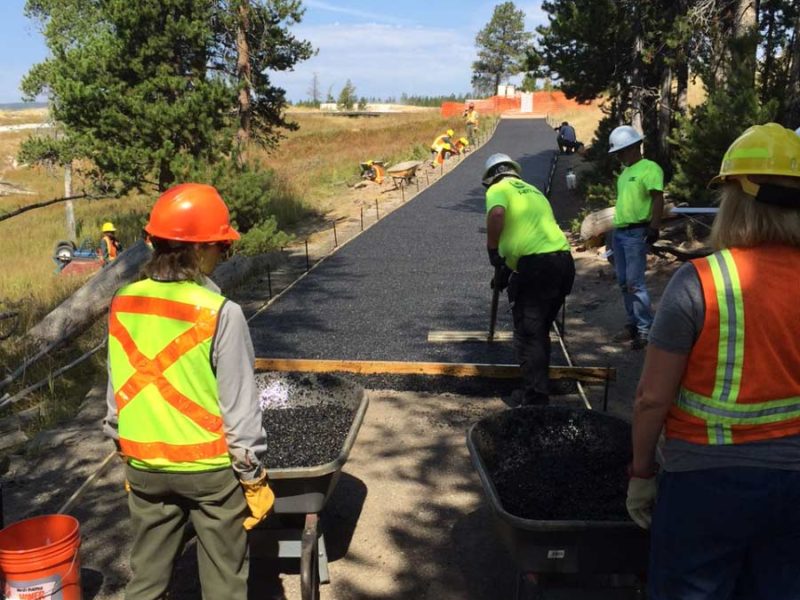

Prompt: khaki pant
[125,465,249,600]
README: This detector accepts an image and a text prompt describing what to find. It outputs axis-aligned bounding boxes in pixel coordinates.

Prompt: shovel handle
[489,266,501,342]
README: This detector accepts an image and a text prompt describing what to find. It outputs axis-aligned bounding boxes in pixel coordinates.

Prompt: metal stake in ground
[304,239,309,272]
[332,221,338,247]
[360,207,364,231]
[375,198,380,220]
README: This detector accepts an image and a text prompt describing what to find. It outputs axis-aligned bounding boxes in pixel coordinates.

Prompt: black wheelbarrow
[467,406,649,599]
[252,372,368,600]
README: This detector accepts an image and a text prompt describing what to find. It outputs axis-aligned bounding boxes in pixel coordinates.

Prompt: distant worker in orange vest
[627,124,800,599]
[103,183,273,599]
[100,221,123,264]
[463,102,479,145]
[431,129,456,167]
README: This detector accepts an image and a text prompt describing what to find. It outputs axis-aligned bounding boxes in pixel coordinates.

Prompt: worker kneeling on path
[628,124,800,599]
[100,221,123,264]
[103,183,273,599]
[483,153,575,406]
[431,128,456,166]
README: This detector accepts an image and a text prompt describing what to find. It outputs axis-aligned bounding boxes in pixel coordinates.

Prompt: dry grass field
[0,108,467,313]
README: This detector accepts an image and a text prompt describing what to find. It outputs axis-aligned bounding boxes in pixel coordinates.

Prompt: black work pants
[509,251,575,405]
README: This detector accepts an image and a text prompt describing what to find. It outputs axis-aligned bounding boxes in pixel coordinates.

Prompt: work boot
[631,332,649,351]
[612,324,637,343]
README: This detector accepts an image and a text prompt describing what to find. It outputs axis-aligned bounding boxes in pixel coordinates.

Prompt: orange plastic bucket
[0,514,82,600]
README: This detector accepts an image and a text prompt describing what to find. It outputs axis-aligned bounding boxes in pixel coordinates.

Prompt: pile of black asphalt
[249,119,565,370]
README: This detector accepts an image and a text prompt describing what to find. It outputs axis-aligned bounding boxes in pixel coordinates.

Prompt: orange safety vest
[102,236,119,260]
[109,279,231,471]
[666,245,800,445]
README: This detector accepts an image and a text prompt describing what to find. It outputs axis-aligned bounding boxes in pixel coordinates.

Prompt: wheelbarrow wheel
[300,514,320,600]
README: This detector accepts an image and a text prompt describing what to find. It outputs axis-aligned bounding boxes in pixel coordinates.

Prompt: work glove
[488,248,505,268]
[241,469,275,530]
[645,227,660,244]
[626,475,658,529]
[491,265,512,291]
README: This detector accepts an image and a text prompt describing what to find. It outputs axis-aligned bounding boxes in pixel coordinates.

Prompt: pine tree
[472,2,533,93]
[337,80,357,111]
[21,0,312,192]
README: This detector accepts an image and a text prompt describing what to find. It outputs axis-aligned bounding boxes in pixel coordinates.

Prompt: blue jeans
[612,227,653,334]
[649,468,800,599]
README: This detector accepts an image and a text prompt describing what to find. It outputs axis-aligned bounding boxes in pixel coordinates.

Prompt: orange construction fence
[441,91,586,118]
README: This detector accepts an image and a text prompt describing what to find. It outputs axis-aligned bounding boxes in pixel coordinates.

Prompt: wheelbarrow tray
[466,408,649,576]
[386,160,422,177]
[266,387,368,515]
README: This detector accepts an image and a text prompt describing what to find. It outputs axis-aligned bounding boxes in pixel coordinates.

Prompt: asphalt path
[250,118,566,364]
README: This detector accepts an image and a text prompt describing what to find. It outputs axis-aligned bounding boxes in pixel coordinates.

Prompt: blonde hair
[710,183,800,249]
[141,238,204,283]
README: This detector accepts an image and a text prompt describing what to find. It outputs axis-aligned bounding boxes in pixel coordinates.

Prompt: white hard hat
[795,126,800,136]
[608,125,643,154]
[482,153,521,187]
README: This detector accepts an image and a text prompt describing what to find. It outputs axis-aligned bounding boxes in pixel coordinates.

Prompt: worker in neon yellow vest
[104,183,272,599]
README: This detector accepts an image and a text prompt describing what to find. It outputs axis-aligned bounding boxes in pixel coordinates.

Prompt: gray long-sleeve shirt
[104,277,267,480]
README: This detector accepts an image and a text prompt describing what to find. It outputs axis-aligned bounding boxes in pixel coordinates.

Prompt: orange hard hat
[145,183,240,243]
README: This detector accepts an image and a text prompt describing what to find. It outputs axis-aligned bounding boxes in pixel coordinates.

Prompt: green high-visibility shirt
[613,158,664,228]
[485,177,570,270]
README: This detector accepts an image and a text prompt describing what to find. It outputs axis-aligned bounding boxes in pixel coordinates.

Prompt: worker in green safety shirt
[608,125,664,350]
[483,153,575,405]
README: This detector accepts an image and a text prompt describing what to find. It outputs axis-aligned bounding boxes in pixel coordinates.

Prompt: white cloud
[303,1,410,26]
[270,23,476,100]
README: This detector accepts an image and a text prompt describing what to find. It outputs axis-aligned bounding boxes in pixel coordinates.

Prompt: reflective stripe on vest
[109,280,231,471]
[103,237,118,260]
[667,247,800,445]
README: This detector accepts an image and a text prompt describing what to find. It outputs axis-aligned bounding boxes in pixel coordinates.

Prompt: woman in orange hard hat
[100,221,123,264]
[103,183,273,599]
[627,124,800,599]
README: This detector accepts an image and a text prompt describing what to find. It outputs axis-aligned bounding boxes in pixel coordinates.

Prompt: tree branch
[0,193,106,223]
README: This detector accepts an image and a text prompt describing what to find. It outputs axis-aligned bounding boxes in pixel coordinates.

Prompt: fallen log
[580,201,678,241]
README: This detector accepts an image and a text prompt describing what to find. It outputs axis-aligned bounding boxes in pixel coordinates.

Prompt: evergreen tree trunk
[760,0,777,101]
[676,59,689,115]
[236,0,252,165]
[658,63,673,172]
[736,0,759,87]
[784,0,800,126]
[630,4,644,132]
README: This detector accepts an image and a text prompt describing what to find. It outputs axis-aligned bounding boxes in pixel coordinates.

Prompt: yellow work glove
[241,470,275,530]
[626,476,657,529]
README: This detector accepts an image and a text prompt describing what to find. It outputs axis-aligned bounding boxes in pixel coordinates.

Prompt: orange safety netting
[441,91,589,117]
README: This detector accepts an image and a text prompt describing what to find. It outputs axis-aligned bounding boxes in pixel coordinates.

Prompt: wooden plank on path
[254,358,616,384]
[428,330,513,343]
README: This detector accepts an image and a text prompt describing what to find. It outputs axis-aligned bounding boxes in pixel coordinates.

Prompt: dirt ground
[1,124,687,599]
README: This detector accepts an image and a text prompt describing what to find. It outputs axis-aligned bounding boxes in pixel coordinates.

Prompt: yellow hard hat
[102,222,116,233]
[710,123,800,189]
[446,129,454,137]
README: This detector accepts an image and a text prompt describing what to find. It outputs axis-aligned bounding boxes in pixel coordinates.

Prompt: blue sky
[0,1,549,104]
